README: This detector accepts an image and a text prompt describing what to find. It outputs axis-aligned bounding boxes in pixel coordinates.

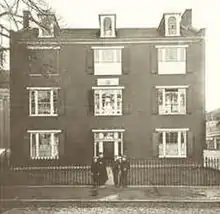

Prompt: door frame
[92,129,125,160]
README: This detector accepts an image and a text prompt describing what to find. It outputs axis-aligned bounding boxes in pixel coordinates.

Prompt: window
[29,130,60,159]
[28,88,58,116]
[158,129,187,158]
[38,15,54,37]
[103,17,112,37]
[93,87,123,116]
[168,16,177,35]
[93,47,123,75]
[158,87,186,115]
[158,47,186,62]
[94,48,121,63]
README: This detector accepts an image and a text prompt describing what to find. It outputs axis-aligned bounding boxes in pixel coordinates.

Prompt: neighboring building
[0,71,9,149]
[10,9,206,166]
[206,108,220,150]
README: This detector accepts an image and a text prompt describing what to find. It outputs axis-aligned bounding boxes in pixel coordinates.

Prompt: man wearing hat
[120,155,130,187]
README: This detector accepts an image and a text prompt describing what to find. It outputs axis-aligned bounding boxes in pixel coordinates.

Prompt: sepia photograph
[0,0,220,213]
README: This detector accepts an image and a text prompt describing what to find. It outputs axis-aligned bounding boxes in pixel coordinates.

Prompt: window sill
[29,114,58,117]
[31,157,59,160]
[159,113,186,116]
[159,155,187,158]
[94,114,122,116]
[29,74,59,77]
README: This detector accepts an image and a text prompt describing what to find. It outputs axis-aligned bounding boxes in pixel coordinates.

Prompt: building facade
[10,9,206,166]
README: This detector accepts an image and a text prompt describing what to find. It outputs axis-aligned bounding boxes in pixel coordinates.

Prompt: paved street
[1,204,220,214]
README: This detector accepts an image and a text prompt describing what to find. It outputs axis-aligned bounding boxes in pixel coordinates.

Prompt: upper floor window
[168,16,177,35]
[157,128,188,158]
[38,14,55,37]
[99,14,116,38]
[165,14,180,36]
[93,47,123,75]
[157,86,187,115]
[28,87,58,116]
[29,130,60,160]
[93,86,124,116]
[156,45,187,74]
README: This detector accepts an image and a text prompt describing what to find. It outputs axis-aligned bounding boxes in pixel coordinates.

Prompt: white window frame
[28,130,61,160]
[156,128,188,158]
[92,46,123,76]
[165,14,181,37]
[99,15,116,38]
[27,87,59,117]
[158,47,186,62]
[156,85,188,115]
[92,86,124,116]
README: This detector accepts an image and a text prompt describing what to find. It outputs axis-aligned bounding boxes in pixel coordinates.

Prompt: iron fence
[1,158,220,186]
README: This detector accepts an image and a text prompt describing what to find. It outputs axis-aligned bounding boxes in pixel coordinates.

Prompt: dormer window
[165,14,181,36]
[168,16,177,35]
[99,14,116,38]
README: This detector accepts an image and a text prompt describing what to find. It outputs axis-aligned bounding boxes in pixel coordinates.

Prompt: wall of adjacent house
[10,30,205,166]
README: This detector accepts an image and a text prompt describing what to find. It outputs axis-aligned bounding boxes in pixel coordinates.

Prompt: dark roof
[207,108,220,121]
[59,27,199,39]
[60,28,161,39]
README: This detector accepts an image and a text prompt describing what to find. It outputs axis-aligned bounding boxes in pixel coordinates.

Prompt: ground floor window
[28,130,61,159]
[157,128,188,158]
[92,129,124,160]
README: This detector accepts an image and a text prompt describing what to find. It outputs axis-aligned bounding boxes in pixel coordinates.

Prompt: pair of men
[112,155,130,187]
[91,153,108,188]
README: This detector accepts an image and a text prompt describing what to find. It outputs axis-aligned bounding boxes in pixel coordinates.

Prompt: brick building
[10,9,206,166]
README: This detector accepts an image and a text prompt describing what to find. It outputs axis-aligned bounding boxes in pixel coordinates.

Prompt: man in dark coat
[112,155,121,187]
[97,153,108,185]
[120,155,130,187]
[91,157,99,187]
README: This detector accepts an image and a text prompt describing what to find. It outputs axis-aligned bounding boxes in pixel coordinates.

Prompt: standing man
[97,153,108,186]
[90,157,99,196]
[120,155,130,188]
[112,155,121,187]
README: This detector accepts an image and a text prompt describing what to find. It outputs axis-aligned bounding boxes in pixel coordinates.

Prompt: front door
[93,130,124,160]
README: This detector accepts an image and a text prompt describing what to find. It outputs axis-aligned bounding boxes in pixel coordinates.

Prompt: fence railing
[203,150,220,170]
[1,158,220,186]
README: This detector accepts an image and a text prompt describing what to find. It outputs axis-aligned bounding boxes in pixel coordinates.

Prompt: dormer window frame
[38,14,56,38]
[165,14,181,37]
[99,14,116,38]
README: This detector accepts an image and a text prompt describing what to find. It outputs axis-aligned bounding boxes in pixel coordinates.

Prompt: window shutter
[186,45,194,73]
[186,86,193,115]
[187,131,194,158]
[150,46,158,74]
[87,89,94,115]
[122,47,130,74]
[152,132,159,157]
[151,87,158,115]
[86,48,94,74]
[59,132,65,158]
[58,89,65,116]
[123,103,132,115]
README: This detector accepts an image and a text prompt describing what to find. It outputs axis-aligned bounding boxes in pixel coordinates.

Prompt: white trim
[92,86,124,90]
[91,46,124,49]
[156,128,189,132]
[27,46,60,50]
[155,85,189,89]
[92,129,125,133]
[27,87,60,90]
[156,45,188,48]
[27,130,62,133]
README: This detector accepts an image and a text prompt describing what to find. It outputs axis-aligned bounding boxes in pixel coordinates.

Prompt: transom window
[29,130,60,160]
[158,47,186,62]
[158,129,188,158]
[28,88,58,116]
[168,16,177,35]
[93,87,123,116]
[157,86,186,115]
[94,48,121,63]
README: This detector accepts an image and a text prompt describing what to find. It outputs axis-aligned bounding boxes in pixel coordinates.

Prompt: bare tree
[0,0,52,68]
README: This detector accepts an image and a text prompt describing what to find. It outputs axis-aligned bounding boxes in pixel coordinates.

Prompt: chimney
[23,10,30,29]
[181,9,192,27]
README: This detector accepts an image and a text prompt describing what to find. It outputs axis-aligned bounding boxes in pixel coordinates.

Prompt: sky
[48,0,219,112]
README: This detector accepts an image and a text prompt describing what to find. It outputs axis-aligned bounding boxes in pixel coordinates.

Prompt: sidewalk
[1,185,220,203]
